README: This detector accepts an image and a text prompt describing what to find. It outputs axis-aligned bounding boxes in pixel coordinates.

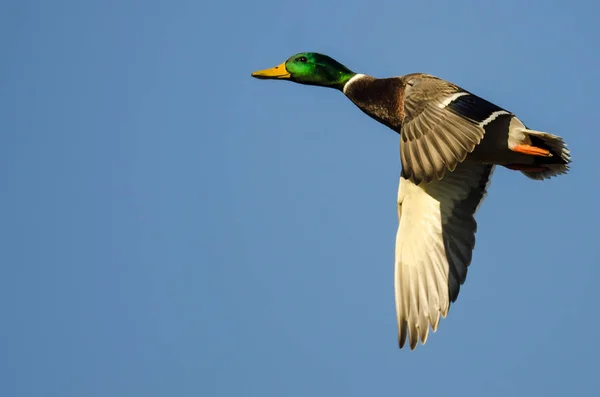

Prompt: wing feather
[400,75,506,184]
[394,160,495,349]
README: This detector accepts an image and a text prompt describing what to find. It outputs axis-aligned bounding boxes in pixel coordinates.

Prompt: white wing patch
[438,92,469,108]
[480,110,509,127]
[395,160,494,349]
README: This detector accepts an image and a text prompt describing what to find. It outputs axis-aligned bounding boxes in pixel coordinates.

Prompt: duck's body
[252,53,571,349]
[343,73,570,183]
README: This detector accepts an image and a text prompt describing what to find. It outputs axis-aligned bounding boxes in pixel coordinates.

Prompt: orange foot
[511,144,552,157]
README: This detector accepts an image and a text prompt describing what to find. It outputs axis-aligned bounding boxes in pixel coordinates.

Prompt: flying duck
[251,52,571,350]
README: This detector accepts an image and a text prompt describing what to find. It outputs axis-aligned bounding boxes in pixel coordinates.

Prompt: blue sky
[2,0,599,396]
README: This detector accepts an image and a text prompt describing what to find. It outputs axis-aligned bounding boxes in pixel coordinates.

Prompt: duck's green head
[251,52,356,90]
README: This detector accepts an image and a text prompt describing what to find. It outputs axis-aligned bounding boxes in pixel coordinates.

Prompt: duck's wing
[394,159,495,350]
[400,74,508,184]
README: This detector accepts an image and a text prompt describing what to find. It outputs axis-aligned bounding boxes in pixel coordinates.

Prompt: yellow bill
[251,62,290,80]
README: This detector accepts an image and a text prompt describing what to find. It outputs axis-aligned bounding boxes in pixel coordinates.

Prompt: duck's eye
[296,56,308,63]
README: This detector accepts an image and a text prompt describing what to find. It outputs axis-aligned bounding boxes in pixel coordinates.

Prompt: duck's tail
[505,130,572,180]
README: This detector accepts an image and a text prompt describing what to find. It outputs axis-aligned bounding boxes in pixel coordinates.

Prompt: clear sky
[2,0,599,396]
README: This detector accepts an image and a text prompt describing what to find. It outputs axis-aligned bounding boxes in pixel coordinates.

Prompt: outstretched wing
[394,159,495,349]
[400,75,508,184]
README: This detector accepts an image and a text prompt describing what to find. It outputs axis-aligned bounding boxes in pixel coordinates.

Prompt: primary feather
[395,160,494,349]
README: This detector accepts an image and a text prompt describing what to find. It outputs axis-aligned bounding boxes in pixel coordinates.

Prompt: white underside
[394,160,494,349]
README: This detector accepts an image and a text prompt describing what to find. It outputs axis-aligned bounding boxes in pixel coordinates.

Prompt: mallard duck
[251,52,571,350]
